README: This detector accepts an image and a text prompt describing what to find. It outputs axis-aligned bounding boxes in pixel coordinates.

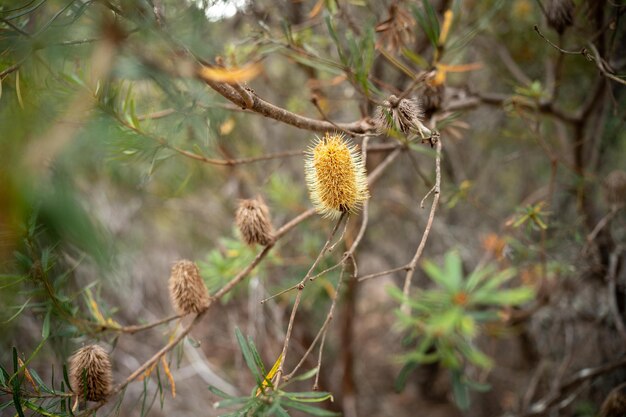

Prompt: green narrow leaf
[12,347,18,374]
[208,385,234,399]
[282,399,340,416]
[394,361,419,393]
[234,328,261,383]
[62,364,72,393]
[443,250,463,291]
[12,390,25,417]
[42,308,51,338]
[451,370,470,410]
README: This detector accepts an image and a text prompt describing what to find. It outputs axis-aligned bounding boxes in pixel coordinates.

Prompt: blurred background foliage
[1,0,625,416]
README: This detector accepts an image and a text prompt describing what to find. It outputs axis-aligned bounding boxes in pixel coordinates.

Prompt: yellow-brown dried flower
[169,260,210,315]
[69,345,113,402]
[374,95,433,138]
[304,132,369,219]
[236,197,274,246]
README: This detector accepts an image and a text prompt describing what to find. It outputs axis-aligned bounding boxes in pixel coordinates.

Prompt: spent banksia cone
[236,197,274,246]
[600,382,626,417]
[374,95,433,138]
[305,132,369,219]
[604,170,626,207]
[69,345,113,402]
[546,0,574,34]
[169,260,210,315]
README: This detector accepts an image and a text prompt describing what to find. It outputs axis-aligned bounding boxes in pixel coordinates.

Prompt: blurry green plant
[199,233,279,303]
[209,328,339,417]
[390,250,534,409]
[508,202,550,231]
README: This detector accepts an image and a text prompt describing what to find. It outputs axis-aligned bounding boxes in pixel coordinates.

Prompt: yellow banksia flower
[169,260,210,315]
[69,345,113,402]
[304,132,369,219]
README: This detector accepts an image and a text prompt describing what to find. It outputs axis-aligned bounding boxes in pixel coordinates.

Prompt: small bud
[236,197,275,246]
[304,132,369,219]
[600,382,626,417]
[374,95,432,137]
[546,0,574,34]
[169,260,210,315]
[69,345,113,402]
[604,170,626,208]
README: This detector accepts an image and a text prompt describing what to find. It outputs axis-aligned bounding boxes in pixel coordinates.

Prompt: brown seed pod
[600,382,626,417]
[604,170,626,207]
[236,197,275,246]
[546,0,574,34]
[169,260,210,315]
[69,345,113,402]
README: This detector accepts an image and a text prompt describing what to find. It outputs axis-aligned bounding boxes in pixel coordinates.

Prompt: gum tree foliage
[1,0,625,416]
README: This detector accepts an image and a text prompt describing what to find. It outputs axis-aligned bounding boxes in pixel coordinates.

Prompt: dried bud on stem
[546,0,574,34]
[604,170,626,208]
[69,345,113,402]
[305,132,369,219]
[374,95,433,138]
[236,197,275,246]
[169,260,210,315]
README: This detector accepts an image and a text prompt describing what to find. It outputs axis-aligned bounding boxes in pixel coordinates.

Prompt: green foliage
[391,250,534,409]
[208,328,339,417]
[198,233,279,302]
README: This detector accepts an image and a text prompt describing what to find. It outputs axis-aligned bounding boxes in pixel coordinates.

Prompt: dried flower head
[169,260,210,315]
[375,3,415,52]
[600,382,626,417]
[604,170,626,207]
[374,95,433,138]
[69,345,113,402]
[304,132,369,219]
[236,197,274,246]
[546,0,574,34]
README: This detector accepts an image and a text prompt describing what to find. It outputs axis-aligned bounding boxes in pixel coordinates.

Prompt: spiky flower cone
[604,170,626,207]
[69,345,113,402]
[304,132,369,219]
[600,382,626,417]
[169,260,210,315]
[236,197,274,246]
[546,0,574,34]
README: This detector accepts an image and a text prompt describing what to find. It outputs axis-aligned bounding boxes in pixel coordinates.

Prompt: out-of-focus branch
[195,68,376,134]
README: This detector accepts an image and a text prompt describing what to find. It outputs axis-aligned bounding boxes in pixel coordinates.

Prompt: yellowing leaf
[308,0,324,18]
[199,64,262,83]
[220,118,235,135]
[161,356,176,398]
[438,10,453,46]
[85,288,106,325]
[256,353,283,396]
[16,70,23,109]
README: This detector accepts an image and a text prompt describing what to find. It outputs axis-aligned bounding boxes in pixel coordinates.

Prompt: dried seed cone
[604,170,626,207]
[304,132,369,219]
[169,260,210,315]
[236,198,274,246]
[374,95,432,137]
[546,0,574,34]
[69,345,113,402]
[600,382,626,417]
